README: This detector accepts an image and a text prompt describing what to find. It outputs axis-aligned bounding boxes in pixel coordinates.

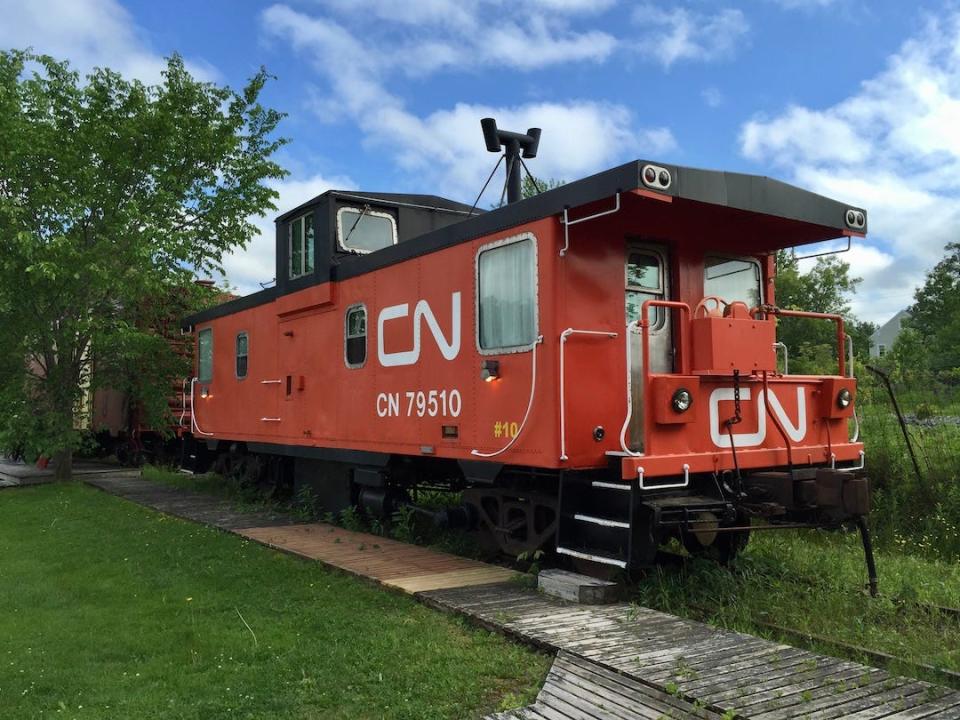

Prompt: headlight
[837,388,852,408]
[672,388,692,413]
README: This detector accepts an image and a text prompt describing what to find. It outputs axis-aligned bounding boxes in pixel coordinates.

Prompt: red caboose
[183,123,871,574]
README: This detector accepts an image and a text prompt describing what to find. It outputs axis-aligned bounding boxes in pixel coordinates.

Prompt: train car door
[625,243,672,451]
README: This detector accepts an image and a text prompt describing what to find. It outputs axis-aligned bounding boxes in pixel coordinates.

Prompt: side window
[625,250,665,328]
[337,206,397,253]
[235,332,248,379]
[478,236,537,351]
[704,256,762,309]
[198,328,213,383]
[288,213,315,279]
[345,305,367,368]
[878,344,887,357]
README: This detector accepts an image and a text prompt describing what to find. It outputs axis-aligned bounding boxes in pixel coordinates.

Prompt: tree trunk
[54,447,73,480]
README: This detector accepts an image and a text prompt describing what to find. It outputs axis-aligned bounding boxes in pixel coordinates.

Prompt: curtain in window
[198,329,213,382]
[304,215,314,274]
[479,239,536,349]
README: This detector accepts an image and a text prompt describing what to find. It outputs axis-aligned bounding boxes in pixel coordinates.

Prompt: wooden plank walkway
[85,474,516,593]
[485,651,723,719]
[237,524,516,592]
[424,583,960,719]
[85,474,300,530]
[83,473,960,718]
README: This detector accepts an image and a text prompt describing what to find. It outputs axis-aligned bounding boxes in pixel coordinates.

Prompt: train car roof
[276,190,479,222]
[185,159,867,328]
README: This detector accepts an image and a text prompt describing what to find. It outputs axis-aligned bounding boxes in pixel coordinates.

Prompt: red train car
[182,125,871,574]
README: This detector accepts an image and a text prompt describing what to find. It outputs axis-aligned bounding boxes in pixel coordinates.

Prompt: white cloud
[701,87,724,108]
[768,0,839,9]
[221,172,355,295]
[263,3,675,200]
[0,0,216,83]
[742,106,871,165]
[631,5,749,68]
[738,12,960,323]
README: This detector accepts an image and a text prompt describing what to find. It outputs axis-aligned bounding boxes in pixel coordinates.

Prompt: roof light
[845,208,866,230]
[642,164,671,191]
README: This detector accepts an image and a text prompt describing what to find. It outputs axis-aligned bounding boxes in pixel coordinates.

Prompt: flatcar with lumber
[180,119,875,583]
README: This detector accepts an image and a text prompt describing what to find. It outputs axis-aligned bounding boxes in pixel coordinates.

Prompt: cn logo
[377,292,461,367]
[708,387,807,448]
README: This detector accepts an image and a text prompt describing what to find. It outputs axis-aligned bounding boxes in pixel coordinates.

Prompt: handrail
[633,300,692,457]
[639,300,691,376]
[618,320,641,457]
[755,305,846,376]
[558,193,621,257]
[773,341,789,375]
[471,336,543,458]
[189,378,215,437]
[559,328,618,461]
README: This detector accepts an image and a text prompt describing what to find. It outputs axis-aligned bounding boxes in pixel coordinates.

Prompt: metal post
[866,365,925,489]
[856,515,879,598]
[505,139,522,204]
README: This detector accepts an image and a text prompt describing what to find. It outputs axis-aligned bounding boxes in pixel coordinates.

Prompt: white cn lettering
[709,387,806,448]
[377,292,461,367]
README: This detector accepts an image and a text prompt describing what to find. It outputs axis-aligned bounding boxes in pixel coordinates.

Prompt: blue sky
[2,0,958,324]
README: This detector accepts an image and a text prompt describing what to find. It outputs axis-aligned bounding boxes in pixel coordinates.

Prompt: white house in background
[870,309,910,358]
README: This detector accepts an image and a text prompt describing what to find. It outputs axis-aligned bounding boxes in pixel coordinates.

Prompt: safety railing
[617,300,692,456]
[639,299,692,377]
[754,305,847,377]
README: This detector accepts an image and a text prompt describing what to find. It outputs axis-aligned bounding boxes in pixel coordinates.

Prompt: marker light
[480,359,500,382]
[641,164,671,190]
[200,386,209,398]
[837,388,852,409]
[672,388,692,413]
[845,208,866,230]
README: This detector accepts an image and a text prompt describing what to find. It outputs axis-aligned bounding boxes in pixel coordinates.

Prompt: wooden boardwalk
[237,524,516,592]
[85,474,515,593]
[425,583,960,719]
[486,651,723,719]
[85,474,301,530]
[83,473,960,718]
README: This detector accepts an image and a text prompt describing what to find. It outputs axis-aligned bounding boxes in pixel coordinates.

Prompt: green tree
[909,243,960,370]
[0,51,286,477]
[774,251,875,374]
[521,174,564,199]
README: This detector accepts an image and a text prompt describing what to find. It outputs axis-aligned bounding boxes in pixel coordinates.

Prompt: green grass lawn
[632,529,960,683]
[0,483,549,720]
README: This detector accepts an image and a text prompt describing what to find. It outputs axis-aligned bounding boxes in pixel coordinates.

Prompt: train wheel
[682,511,750,564]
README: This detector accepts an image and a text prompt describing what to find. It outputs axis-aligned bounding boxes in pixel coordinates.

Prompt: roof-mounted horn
[480,118,541,205]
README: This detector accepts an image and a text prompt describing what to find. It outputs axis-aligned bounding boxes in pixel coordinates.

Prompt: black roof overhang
[183,160,866,328]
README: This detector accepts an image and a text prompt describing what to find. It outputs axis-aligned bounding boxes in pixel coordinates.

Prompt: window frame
[703,254,764,309]
[344,303,368,369]
[474,232,540,356]
[625,245,668,332]
[336,206,398,255]
[197,327,213,383]
[235,331,249,380]
[288,212,315,280]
